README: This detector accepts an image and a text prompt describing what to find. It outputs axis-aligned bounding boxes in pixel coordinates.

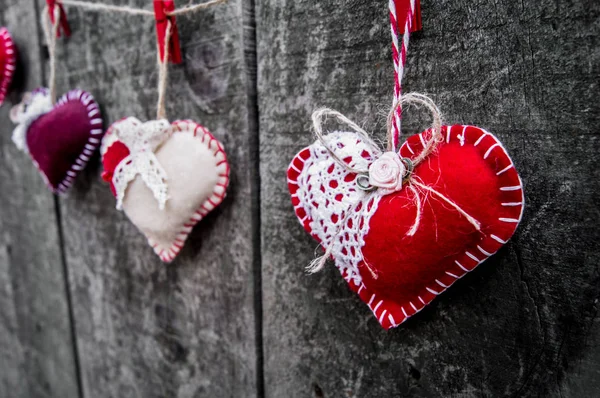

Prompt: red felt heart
[15,89,103,193]
[288,125,524,329]
[0,27,16,105]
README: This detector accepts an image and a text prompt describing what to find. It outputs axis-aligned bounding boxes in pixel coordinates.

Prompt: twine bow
[307,93,482,274]
[112,118,171,211]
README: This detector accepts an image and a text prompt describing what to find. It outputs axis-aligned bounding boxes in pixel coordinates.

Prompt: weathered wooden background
[0,0,598,397]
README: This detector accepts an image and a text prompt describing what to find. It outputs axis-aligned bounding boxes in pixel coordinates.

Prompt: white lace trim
[109,117,171,210]
[10,90,53,153]
[296,131,381,286]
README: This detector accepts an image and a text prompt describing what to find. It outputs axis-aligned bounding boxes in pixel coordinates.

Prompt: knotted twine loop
[112,118,171,210]
[306,92,481,274]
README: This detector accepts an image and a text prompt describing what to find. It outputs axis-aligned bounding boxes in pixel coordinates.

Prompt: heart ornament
[288,123,524,329]
[101,118,229,262]
[0,27,16,105]
[11,88,104,193]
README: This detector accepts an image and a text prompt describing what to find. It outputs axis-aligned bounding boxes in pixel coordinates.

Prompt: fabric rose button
[368,151,406,195]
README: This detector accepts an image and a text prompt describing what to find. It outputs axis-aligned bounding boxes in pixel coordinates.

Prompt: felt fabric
[101,119,229,262]
[288,125,524,329]
[101,140,130,196]
[0,27,16,105]
[15,89,103,193]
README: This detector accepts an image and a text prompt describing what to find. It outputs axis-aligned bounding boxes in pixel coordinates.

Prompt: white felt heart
[101,118,229,262]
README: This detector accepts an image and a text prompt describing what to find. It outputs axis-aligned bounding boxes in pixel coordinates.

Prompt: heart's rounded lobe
[26,90,103,192]
[362,127,523,305]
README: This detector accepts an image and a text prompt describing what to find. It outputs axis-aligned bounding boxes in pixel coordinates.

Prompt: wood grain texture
[258,0,600,397]
[39,0,259,396]
[0,1,80,397]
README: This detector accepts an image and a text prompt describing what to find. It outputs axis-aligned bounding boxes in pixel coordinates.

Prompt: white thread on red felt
[455,260,469,272]
[466,251,481,263]
[474,133,487,146]
[491,234,507,244]
[426,287,440,295]
[435,279,447,288]
[499,217,520,223]
[496,164,513,175]
[477,245,494,256]
[484,143,500,159]
[500,185,522,191]
[379,310,387,324]
[502,202,523,207]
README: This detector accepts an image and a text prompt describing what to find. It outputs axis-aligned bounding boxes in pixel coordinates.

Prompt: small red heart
[16,89,104,193]
[288,125,524,329]
[0,27,17,105]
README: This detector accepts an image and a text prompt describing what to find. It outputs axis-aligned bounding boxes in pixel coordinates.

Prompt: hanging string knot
[111,118,171,211]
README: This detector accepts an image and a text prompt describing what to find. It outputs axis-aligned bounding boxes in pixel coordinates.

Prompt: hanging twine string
[156,20,172,120]
[389,0,417,151]
[39,0,227,116]
[38,0,228,121]
[57,0,227,17]
[41,6,61,104]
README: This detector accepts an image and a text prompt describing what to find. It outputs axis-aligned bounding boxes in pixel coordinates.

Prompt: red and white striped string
[389,0,416,152]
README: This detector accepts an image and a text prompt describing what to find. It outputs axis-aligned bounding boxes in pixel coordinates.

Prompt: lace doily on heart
[289,131,382,286]
[104,118,171,210]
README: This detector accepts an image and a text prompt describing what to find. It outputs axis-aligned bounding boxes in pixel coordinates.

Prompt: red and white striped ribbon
[389,0,419,152]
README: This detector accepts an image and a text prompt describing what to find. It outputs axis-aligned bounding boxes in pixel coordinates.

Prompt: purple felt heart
[14,88,104,193]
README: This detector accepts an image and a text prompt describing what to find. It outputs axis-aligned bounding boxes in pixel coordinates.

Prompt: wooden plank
[0,1,80,397]
[258,0,600,396]
[40,0,259,396]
